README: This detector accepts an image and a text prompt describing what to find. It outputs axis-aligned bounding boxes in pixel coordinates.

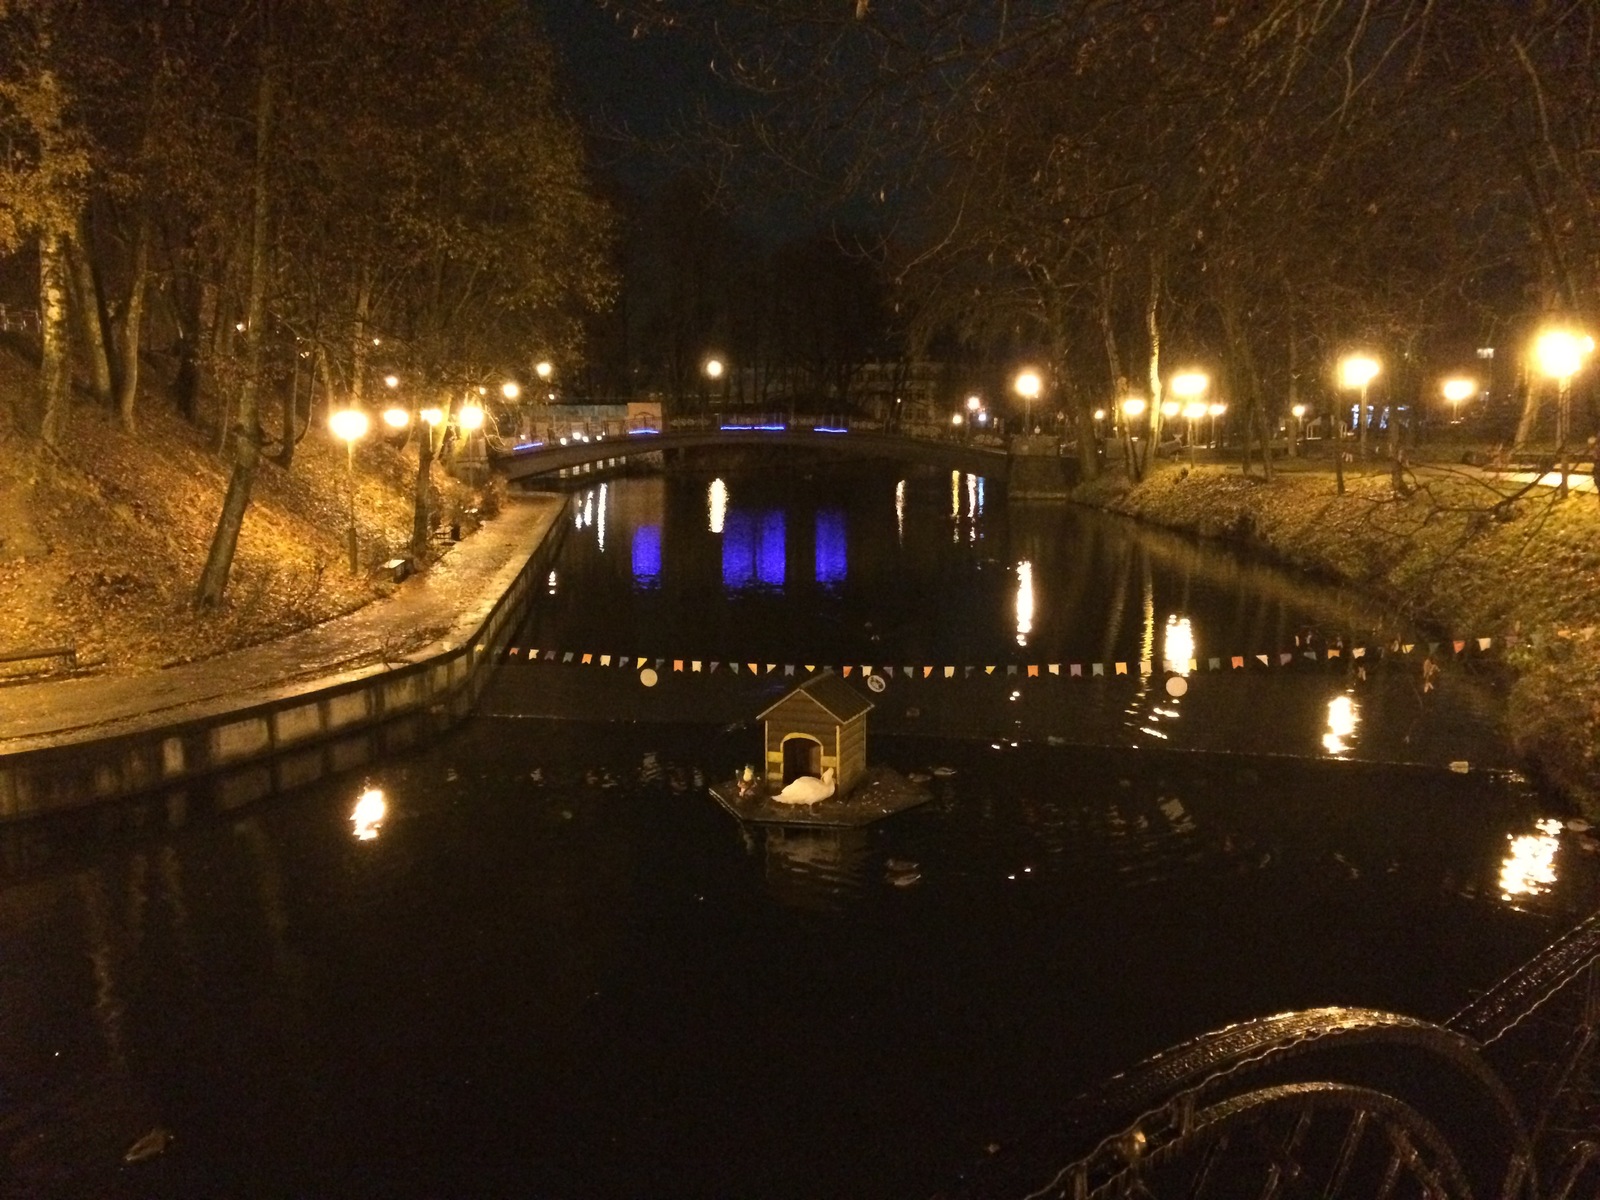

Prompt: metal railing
[948,910,1600,1200]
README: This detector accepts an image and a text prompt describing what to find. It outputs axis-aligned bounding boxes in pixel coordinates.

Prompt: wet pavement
[0,495,565,757]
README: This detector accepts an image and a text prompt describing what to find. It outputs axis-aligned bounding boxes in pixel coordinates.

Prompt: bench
[0,644,77,671]
[378,557,412,583]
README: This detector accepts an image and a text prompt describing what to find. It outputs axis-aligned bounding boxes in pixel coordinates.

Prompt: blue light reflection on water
[723,510,787,590]
[631,524,661,588]
[815,509,847,587]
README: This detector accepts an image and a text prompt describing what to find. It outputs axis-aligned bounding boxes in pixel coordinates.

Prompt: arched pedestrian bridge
[488,416,1025,484]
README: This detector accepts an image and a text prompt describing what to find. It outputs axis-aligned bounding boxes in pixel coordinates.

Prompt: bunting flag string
[499,633,1511,681]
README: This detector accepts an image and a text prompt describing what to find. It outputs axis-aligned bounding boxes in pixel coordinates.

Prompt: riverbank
[1072,461,1600,813]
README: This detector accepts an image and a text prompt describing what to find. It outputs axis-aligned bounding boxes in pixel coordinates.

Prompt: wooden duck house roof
[756,671,875,724]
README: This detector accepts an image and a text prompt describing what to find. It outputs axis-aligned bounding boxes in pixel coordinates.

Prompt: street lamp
[1290,402,1307,456]
[384,374,399,389]
[1339,353,1380,462]
[1533,329,1594,498]
[1120,396,1147,478]
[1337,354,1380,494]
[1182,401,1208,464]
[1014,370,1042,434]
[457,402,485,433]
[1207,401,1226,448]
[329,407,369,572]
[502,381,521,401]
[1441,377,1476,424]
[381,406,409,430]
[535,360,553,381]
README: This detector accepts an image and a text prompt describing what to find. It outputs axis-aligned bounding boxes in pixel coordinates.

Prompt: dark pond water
[1,462,1595,1199]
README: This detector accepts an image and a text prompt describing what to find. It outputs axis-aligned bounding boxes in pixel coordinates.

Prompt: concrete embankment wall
[0,502,568,823]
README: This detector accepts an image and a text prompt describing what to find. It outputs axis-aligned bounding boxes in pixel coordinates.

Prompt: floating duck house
[756,672,874,795]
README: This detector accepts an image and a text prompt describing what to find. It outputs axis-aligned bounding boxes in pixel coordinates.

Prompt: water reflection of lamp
[352,787,387,841]
[1322,693,1360,757]
[708,477,727,534]
[1163,614,1195,675]
[1015,560,1034,646]
[1499,818,1562,901]
[895,479,905,546]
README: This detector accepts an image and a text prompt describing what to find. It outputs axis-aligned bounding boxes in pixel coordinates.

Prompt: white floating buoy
[1165,675,1188,698]
[639,667,658,688]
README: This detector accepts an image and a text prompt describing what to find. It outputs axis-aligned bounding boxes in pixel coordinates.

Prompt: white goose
[775,766,836,806]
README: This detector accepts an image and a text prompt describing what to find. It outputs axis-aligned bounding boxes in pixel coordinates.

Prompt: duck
[775,767,836,806]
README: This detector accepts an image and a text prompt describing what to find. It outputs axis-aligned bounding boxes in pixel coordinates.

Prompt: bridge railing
[946,908,1600,1200]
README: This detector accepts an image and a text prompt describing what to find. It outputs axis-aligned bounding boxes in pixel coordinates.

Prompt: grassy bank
[0,346,492,676]
[1073,460,1600,812]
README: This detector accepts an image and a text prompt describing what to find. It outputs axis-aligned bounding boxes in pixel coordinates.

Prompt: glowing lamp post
[1339,353,1380,463]
[457,402,485,434]
[1534,330,1593,498]
[329,407,370,572]
[1014,370,1042,434]
[382,406,409,431]
[1120,396,1147,478]
[502,381,521,401]
[1290,403,1307,456]
[1441,377,1475,424]
[535,360,553,381]
[1207,401,1226,448]
[1337,354,1380,494]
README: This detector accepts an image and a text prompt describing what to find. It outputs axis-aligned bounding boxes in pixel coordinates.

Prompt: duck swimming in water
[775,767,836,806]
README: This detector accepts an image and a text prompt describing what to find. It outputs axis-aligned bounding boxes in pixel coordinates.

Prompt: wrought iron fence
[947,910,1600,1200]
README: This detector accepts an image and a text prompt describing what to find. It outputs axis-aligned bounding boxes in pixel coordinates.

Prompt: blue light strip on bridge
[720,424,787,432]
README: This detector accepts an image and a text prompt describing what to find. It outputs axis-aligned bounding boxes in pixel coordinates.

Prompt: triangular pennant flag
[1453,640,1465,654]
[1281,653,1293,665]
[884,666,895,678]
[1328,648,1340,659]
[805,664,815,673]
[673,659,684,671]
[842,666,853,677]
[1006,665,1018,676]
[655,659,665,668]
[1048,664,1060,675]
[924,666,934,678]
[1403,644,1414,654]
[945,666,956,678]
[1141,661,1153,675]
[530,649,540,659]
[709,662,719,673]
[601,655,611,667]
[619,657,631,668]
[1027,665,1039,677]
[582,653,593,664]
[784,665,795,675]
[1478,637,1490,650]
[749,663,759,674]
[985,666,996,675]
[1115,662,1128,675]
[1303,651,1315,661]
[1092,663,1105,676]
[1352,648,1364,659]
[1208,658,1221,670]
[767,664,776,673]
[728,662,739,674]
[509,647,521,656]
[1256,654,1269,666]
[547,651,559,661]
[563,652,575,663]
[1231,656,1244,669]
[963,666,974,677]
[1070,664,1083,677]
[1188,659,1198,671]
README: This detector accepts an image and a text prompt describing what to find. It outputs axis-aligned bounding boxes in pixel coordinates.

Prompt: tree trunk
[114,204,150,432]
[410,393,438,559]
[196,38,275,609]
[349,265,372,411]
[66,220,116,409]
[172,273,204,424]
[1139,254,1162,480]
[37,228,72,447]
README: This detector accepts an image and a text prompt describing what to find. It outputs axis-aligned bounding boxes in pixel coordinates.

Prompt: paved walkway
[0,495,565,757]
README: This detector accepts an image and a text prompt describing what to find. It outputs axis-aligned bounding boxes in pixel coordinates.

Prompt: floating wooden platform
[708,766,932,827]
